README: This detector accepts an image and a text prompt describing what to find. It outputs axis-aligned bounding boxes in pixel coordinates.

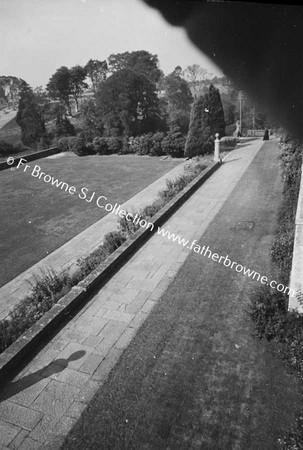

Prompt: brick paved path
[0,139,264,449]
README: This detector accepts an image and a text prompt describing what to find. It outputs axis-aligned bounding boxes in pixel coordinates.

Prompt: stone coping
[0,146,60,171]
[0,160,220,383]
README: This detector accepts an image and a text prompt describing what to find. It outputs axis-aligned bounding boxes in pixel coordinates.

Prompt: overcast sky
[0,0,223,88]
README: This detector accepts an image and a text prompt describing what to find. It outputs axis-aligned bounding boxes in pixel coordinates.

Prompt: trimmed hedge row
[56,129,190,158]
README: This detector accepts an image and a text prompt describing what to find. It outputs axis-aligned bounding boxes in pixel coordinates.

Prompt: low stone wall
[0,146,60,171]
[289,162,303,312]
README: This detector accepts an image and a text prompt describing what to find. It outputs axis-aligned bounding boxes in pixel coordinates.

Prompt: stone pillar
[214,133,221,162]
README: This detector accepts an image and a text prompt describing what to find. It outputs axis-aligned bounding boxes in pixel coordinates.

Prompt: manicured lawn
[0,153,181,286]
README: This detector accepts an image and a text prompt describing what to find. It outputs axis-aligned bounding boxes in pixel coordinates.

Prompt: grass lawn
[0,153,181,287]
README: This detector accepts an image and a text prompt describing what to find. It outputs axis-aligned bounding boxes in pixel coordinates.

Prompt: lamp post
[238,90,244,134]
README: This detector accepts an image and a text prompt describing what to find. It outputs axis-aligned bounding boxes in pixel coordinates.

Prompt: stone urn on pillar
[214,133,221,162]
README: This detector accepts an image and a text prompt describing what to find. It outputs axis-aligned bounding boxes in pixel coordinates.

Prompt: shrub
[249,285,303,379]
[127,133,165,156]
[70,137,88,156]
[249,286,288,340]
[0,140,15,155]
[0,269,70,354]
[219,136,237,150]
[270,136,301,275]
[58,136,96,156]
[92,137,109,155]
[118,212,141,236]
[140,198,165,219]
[150,131,165,156]
[102,231,126,254]
[162,128,186,157]
[271,229,295,273]
[107,137,123,154]
[225,124,236,136]
[128,136,141,154]
[57,136,71,152]
[121,137,131,155]
[55,114,75,138]
[138,133,153,155]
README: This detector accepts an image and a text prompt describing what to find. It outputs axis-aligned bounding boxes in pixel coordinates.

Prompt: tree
[185,84,225,157]
[183,64,211,98]
[47,66,72,114]
[108,50,162,84]
[54,104,75,138]
[33,86,52,122]
[69,65,88,113]
[96,68,163,136]
[81,98,104,141]
[85,59,108,92]
[184,95,212,157]
[208,84,225,137]
[162,127,186,157]
[162,70,193,133]
[16,83,47,148]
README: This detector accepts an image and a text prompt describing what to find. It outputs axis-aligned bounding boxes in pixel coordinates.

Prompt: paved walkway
[0,160,188,321]
[0,139,264,449]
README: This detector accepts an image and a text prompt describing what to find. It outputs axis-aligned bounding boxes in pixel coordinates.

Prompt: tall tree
[33,86,52,123]
[163,70,193,133]
[96,68,162,136]
[185,84,225,157]
[81,98,104,141]
[108,50,162,84]
[184,95,212,157]
[47,66,72,114]
[54,104,75,138]
[183,64,211,98]
[85,59,108,92]
[208,84,225,137]
[16,83,47,148]
[69,65,88,113]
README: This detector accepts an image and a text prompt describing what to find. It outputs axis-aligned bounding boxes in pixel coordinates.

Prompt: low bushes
[58,136,96,156]
[0,139,28,156]
[128,132,166,156]
[162,128,186,158]
[56,129,187,158]
[270,134,301,279]
[219,136,238,150]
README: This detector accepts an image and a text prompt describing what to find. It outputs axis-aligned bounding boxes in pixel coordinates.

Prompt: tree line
[10,49,271,157]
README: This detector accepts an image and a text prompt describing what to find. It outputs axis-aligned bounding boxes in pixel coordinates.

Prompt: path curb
[0,160,221,383]
[0,146,60,171]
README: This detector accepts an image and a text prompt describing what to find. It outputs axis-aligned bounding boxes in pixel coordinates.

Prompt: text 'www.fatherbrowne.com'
[11,156,294,297]
[157,225,295,297]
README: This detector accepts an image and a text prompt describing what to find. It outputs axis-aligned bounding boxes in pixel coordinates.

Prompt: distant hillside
[0,76,27,110]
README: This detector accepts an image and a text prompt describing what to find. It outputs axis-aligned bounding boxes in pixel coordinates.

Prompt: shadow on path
[0,351,86,403]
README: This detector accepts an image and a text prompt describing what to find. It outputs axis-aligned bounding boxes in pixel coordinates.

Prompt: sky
[0,0,223,88]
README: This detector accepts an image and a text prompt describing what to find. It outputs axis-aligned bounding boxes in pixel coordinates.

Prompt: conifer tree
[184,94,211,157]
[16,83,46,148]
[208,84,226,137]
